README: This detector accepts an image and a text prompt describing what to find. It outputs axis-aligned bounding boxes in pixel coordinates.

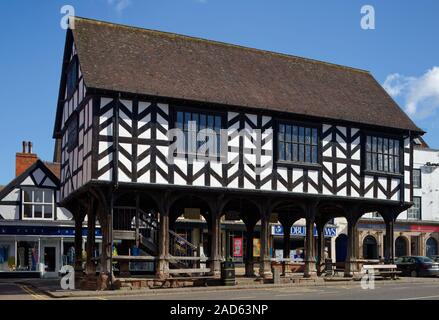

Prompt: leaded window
[175,110,222,157]
[278,123,319,164]
[366,136,401,173]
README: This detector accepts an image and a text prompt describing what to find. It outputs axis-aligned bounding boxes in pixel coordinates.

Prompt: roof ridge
[72,16,370,75]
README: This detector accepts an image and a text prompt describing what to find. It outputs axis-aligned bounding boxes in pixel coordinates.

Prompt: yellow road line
[20,285,48,300]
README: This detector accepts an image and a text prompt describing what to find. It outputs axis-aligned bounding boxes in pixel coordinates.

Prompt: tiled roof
[70,17,422,133]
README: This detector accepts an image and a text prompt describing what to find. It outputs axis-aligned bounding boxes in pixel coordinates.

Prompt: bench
[362,264,402,280]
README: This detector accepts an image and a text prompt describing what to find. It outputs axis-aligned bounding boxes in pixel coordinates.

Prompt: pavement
[1,276,439,300]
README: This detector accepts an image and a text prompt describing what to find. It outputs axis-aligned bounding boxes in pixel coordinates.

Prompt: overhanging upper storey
[52,17,423,206]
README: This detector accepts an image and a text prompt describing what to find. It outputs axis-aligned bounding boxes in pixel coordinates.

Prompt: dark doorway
[426,237,438,257]
[44,247,56,272]
[362,235,378,259]
[395,236,408,257]
[335,234,348,262]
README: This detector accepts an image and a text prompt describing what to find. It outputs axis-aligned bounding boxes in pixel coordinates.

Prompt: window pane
[24,204,32,218]
[278,125,285,143]
[292,143,298,162]
[312,129,318,146]
[305,145,311,163]
[389,139,394,155]
[394,140,400,156]
[378,154,383,171]
[44,205,53,219]
[395,156,400,173]
[44,190,53,204]
[311,146,318,163]
[34,190,43,203]
[384,139,389,155]
[285,125,292,142]
[176,112,184,129]
[279,143,285,161]
[23,190,32,203]
[207,115,214,129]
[389,155,394,173]
[34,205,43,218]
[299,144,304,162]
[366,136,371,152]
[377,138,383,153]
[372,137,377,152]
[285,143,291,161]
[372,153,378,171]
[215,116,221,132]
[305,128,311,144]
[292,126,298,143]
[299,127,305,144]
[383,154,389,172]
[199,114,206,130]
[184,112,191,130]
[366,152,372,170]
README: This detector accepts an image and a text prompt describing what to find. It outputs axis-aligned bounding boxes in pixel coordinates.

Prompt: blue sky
[0,0,438,184]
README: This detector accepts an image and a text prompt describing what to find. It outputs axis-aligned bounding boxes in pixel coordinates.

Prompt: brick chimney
[16,141,38,177]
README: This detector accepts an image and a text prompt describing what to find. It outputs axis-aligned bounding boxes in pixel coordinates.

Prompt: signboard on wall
[253,238,261,257]
[233,237,243,257]
[271,225,337,237]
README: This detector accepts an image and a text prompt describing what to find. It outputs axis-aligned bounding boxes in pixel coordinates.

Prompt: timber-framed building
[53,17,423,288]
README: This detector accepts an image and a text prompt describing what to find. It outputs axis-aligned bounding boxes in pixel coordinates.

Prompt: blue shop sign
[0,226,102,237]
[271,225,337,237]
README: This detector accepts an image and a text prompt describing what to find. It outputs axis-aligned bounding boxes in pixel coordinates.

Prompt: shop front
[0,223,101,278]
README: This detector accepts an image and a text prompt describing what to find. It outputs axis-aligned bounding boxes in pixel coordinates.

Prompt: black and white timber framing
[52,17,423,288]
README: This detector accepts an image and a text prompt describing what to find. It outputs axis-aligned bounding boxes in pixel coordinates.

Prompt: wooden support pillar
[157,210,170,279]
[74,211,85,274]
[259,211,272,279]
[316,222,326,276]
[304,202,317,278]
[344,208,360,277]
[208,212,221,277]
[85,201,96,275]
[384,218,395,263]
[244,224,255,277]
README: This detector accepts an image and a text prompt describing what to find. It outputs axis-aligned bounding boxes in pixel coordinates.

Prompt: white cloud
[107,0,131,12]
[383,67,439,119]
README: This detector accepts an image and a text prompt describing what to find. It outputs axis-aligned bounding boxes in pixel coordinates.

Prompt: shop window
[16,241,39,271]
[22,189,54,220]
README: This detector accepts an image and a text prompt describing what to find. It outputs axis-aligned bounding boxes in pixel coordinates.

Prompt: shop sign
[0,226,102,237]
[233,237,243,257]
[271,225,337,237]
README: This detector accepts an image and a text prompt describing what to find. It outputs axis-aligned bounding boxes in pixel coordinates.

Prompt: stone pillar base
[156,257,169,279]
[259,260,272,279]
[344,259,358,278]
[245,262,255,277]
[208,259,221,277]
[304,260,317,278]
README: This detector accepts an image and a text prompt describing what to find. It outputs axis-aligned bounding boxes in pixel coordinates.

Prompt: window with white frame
[407,197,421,220]
[22,189,54,220]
